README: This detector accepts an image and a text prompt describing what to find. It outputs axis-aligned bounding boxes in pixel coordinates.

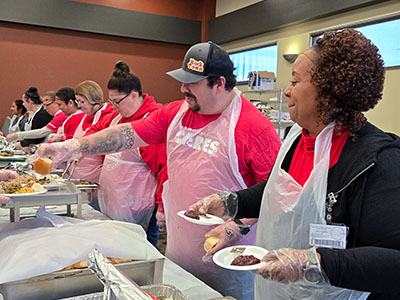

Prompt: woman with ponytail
[84,61,167,247]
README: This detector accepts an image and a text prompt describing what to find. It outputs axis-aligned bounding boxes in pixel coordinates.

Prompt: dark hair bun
[25,86,40,102]
[113,61,130,77]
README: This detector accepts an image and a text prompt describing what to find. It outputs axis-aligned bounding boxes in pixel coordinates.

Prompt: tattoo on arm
[80,124,135,155]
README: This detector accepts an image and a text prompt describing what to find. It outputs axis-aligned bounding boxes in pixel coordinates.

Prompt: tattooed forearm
[80,124,135,155]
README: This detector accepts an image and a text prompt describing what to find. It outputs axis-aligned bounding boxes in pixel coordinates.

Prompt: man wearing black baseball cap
[167,41,234,84]
[32,41,281,300]
[167,41,238,114]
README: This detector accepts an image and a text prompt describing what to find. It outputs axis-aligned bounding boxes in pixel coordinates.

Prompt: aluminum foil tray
[58,284,190,300]
[0,258,164,300]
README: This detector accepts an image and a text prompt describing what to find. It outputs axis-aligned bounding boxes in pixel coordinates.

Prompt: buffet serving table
[0,182,82,222]
[0,204,223,300]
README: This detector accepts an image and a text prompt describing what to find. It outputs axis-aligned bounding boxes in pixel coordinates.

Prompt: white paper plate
[177,210,225,225]
[213,245,268,271]
[1,189,47,197]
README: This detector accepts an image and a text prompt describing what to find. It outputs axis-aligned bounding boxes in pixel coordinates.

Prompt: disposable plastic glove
[156,210,166,229]
[48,133,65,143]
[256,248,321,284]
[0,170,18,204]
[188,191,239,219]
[0,170,18,181]
[6,133,18,142]
[188,193,226,218]
[28,139,82,169]
[203,220,243,258]
[0,195,10,203]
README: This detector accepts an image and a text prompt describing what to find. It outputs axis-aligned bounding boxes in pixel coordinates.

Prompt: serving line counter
[0,204,224,300]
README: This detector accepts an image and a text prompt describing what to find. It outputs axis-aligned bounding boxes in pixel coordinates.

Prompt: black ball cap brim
[166,68,208,84]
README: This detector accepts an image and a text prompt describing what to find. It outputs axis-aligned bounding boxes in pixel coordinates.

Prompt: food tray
[0,258,164,300]
[0,182,82,222]
[0,155,26,162]
[69,179,99,190]
[58,284,191,300]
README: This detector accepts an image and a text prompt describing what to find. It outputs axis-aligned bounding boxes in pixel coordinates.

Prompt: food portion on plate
[230,254,261,266]
[0,174,48,195]
[177,210,225,226]
[184,210,207,220]
[213,245,269,271]
[0,152,13,157]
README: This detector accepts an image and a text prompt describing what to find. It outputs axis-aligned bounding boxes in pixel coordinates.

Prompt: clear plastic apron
[98,113,158,231]
[163,90,256,300]
[8,115,22,134]
[255,123,369,300]
[72,104,108,183]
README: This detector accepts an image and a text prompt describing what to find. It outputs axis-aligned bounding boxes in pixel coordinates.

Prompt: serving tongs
[61,159,77,181]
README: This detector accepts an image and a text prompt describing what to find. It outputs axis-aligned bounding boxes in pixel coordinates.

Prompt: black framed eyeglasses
[43,101,55,108]
[108,92,131,105]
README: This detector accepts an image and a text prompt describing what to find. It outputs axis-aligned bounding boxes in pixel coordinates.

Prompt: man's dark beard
[184,92,200,112]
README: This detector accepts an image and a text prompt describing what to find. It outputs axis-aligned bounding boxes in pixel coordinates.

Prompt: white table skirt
[0,204,222,300]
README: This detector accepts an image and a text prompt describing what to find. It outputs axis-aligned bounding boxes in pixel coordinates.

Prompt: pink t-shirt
[132,96,281,187]
[45,110,68,133]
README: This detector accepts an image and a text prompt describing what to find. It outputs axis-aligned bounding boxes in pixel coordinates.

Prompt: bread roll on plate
[204,236,220,252]
[33,158,52,175]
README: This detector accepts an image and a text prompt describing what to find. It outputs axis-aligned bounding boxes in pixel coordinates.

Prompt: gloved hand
[203,220,243,257]
[0,195,11,203]
[28,139,82,169]
[6,133,18,142]
[48,133,65,143]
[0,170,19,181]
[188,193,226,218]
[156,209,166,229]
[0,170,18,204]
[255,248,321,284]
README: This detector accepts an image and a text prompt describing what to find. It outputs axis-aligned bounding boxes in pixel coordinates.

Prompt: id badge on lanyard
[309,223,348,249]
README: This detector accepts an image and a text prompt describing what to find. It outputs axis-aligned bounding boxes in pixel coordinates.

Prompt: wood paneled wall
[0,0,216,130]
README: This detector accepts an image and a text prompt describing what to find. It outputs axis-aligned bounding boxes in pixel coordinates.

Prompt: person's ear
[215,76,226,94]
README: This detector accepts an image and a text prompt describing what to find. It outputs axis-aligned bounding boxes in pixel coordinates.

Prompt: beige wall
[216,0,262,17]
[222,0,400,134]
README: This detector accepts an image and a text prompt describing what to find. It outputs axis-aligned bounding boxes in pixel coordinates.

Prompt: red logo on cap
[187,58,204,73]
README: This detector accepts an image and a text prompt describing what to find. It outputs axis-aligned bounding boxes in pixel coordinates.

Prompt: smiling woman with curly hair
[187,28,400,299]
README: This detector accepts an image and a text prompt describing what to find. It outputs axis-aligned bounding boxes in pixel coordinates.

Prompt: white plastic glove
[0,195,10,203]
[203,220,243,258]
[0,170,18,181]
[48,133,65,143]
[188,193,227,218]
[0,170,18,204]
[156,209,166,229]
[28,139,82,169]
[255,248,321,284]
[6,133,18,142]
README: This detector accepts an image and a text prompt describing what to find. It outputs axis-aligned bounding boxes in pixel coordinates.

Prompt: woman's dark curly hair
[311,28,385,134]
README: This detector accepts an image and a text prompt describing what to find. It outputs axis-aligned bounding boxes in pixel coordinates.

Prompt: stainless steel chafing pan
[0,258,164,300]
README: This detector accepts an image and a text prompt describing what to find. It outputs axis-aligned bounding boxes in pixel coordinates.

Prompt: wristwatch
[233,219,251,235]
[304,248,322,283]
